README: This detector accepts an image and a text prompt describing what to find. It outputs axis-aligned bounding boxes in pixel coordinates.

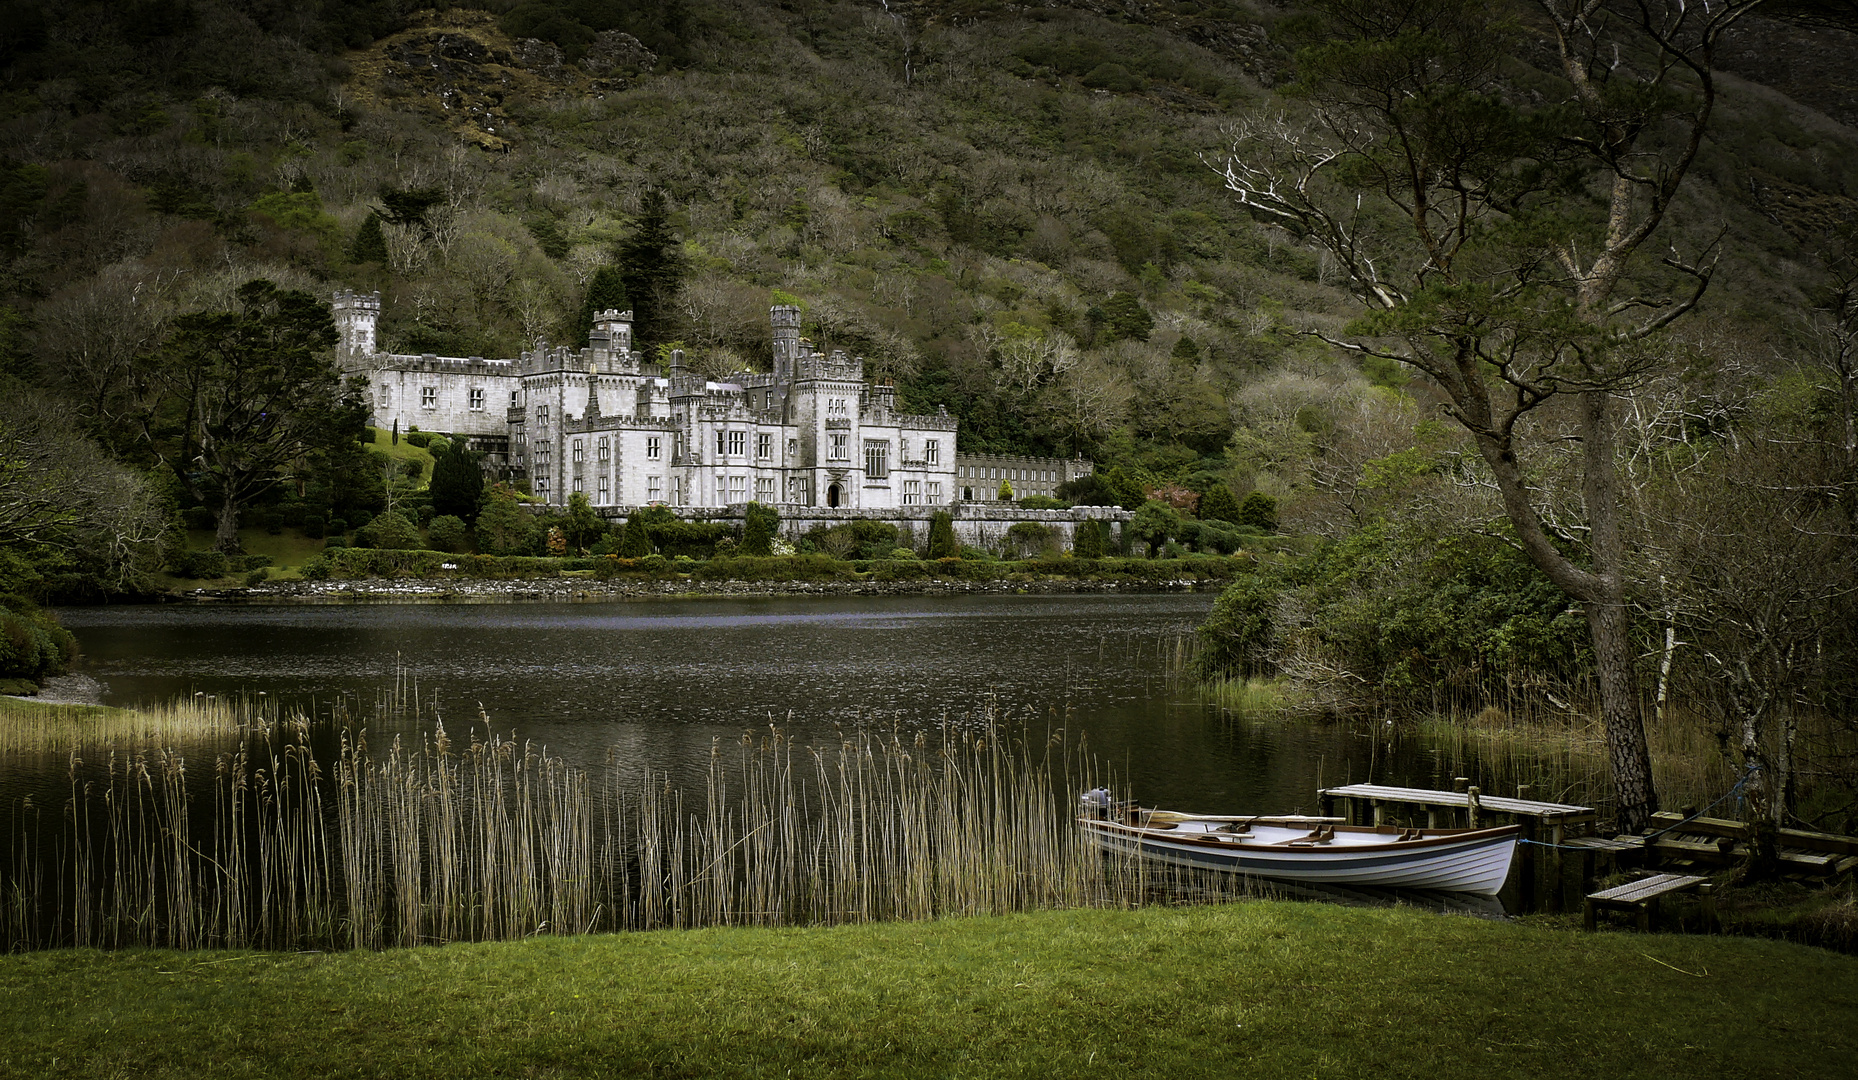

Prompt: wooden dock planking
[1318,784,1594,821]
[1584,873,1715,933]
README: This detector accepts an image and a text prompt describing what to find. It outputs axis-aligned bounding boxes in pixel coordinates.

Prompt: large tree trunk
[1579,390,1659,834]
[214,495,242,554]
[1588,592,1658,833]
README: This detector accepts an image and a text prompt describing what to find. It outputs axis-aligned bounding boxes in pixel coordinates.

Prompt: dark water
[43,594,1431,814]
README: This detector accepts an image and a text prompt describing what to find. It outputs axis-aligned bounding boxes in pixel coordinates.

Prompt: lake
[43,593,1442,812]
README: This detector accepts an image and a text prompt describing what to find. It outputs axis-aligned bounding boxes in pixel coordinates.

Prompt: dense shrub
[358,510,422,550]
[1194,525,1588,713]
[0,597,76,683]
[168,550,229,578]
[1073,519,1107,558]
[427,515,472,553]
[403,431,434,448]
[475,486,540,556]
[805,519,900,560]
[742,502,780,556]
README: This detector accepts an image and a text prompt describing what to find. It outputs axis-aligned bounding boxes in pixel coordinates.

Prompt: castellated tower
[770,304,802,380]
[588,308,634,364]
[331,290,380,367]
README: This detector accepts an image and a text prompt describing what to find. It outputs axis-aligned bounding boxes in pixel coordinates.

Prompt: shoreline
[153,574,1227,603]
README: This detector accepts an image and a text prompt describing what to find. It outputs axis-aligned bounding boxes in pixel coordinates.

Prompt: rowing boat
[1077,800,1520,896]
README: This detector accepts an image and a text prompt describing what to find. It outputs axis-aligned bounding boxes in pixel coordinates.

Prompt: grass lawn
[0,902,1850,1079]
[365,425,436,485]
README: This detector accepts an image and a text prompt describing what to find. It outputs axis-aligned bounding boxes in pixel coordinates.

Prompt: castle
[335,293,988,510]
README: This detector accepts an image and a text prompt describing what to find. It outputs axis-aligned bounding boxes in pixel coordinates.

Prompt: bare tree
[1213,0,1763,830]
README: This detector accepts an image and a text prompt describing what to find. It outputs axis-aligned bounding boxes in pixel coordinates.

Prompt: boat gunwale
[1077,817,1523,854]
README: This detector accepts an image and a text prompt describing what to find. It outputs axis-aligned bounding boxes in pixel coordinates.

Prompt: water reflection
[44,594,1422,813]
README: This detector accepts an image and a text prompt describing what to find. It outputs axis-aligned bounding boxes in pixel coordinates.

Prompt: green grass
[365,426,436,489]
[0,903,1851,1079]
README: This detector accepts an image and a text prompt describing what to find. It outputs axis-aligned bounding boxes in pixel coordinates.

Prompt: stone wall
[587,502,1129,554]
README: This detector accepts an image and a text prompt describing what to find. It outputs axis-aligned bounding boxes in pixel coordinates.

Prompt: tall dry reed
[2,706,1252,953]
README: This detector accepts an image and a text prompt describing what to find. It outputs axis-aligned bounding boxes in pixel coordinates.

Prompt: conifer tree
[348,212,387,264]
[575,265,629,346]
[927,511,959,559]
[618,189,686,355]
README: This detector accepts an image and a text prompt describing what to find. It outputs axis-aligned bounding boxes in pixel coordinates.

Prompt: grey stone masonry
[337,298,964,511]
[953,453,1094,502]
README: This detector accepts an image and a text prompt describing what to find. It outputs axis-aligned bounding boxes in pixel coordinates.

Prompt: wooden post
[1453,777,1469,792]
[1319,792,1334,818]
[1371,801,1384,827]
[1549,819,1567,914]
[1583,896,1598,932]
[1467,787,1481,829]
[1700,883,1717,933]
[1427,808,1440,829]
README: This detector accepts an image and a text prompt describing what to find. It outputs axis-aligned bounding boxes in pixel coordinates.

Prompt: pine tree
[575,265,629,345]
[618,189,686,355]
[349,212,387,264]
[1073,519,1106,559]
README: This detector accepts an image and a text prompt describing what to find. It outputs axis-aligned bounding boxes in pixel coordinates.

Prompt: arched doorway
[826,483,841,508]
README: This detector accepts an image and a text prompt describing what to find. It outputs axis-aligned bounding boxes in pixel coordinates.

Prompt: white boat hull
[1079,816,1520,897]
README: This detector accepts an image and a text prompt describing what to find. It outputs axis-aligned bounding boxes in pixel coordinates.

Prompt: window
[421,386,436,408]
[469,388,484,411]
[648,476,662,502]
[646,436,661,460]
[756,432,772,459]
[716,430,726,455]
[728,430,746,456]
[755,476,775,501]
[925,439,939,465]
[902,480,921,505]
[598,476,609,502]
[536,447,550,467]
[729,475,747,502]
[597,437,610,461]
[537,404,549,421]
[829,432,849,460]
[380,384,393,406]
[764,390,774,410]
[510,390,519,408]
[572,478,583,493]
[927,482,942,504]
[865,440,889,479]
[572,439,584,463]
[535,478,549,496]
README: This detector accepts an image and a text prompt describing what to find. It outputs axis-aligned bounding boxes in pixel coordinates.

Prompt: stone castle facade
[334,293,1088,513]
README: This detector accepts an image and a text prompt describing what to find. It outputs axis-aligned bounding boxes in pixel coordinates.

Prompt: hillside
[0,1,1853,582]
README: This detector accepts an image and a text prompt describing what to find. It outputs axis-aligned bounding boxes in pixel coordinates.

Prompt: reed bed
[0,694,257,752]
[2,707,1252,953]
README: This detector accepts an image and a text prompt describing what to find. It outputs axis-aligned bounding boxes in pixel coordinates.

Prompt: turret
[590,308,634,364]
[332,290,380,365]
[771,304,801,381]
